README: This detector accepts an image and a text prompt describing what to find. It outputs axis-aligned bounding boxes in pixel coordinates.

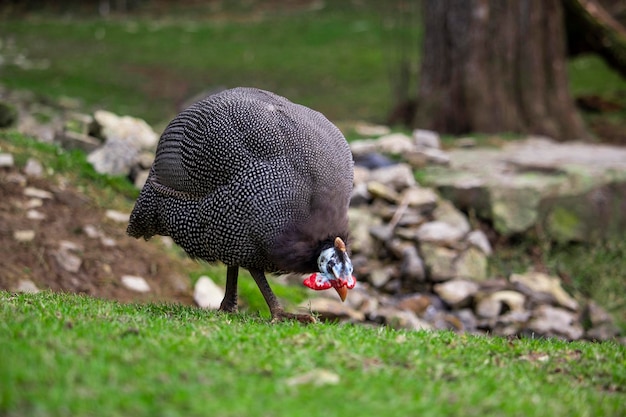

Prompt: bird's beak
[334,285,348,302]
[331,271,356,302]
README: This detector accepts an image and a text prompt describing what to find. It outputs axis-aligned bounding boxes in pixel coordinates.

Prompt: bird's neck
[269,231,342,274]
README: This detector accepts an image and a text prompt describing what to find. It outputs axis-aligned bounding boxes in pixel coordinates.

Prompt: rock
[13,230,36,242]
[372,307,432,331]
[349,139,379,156]
[433,280,479,308]
[348,207,380,256]
[466,229,492,255]
[368,265,395,288]
[352,165,371,186]
[399,244,426,282]
[403,151,429,169]
[491,186,542,235]
[304,297,365,322]
[394,209,426,227]
[376,132,415,155]
[286,369,340,387]
[585,324,620,341]
[26,198,43,209]
[88,138,140,176]
[527,305,584,340]
[23,187,53,199]
[420,243,457,281]
[454,246,488,281]
[416,221,466,246]
[83,224,101,239]
[24,158,44,177]
[475,291,526,319]
[367,181,400,203]
[136,151,155,169]
[26,209,45,220]
[0,153,15,168]
[15,279,40,293]
[428,311,466,331]
[354,122,391,137]
[133,169,150,189]
[64,112,94,135]
[582,301,620,341]
[423,137,626,241]
[100,236,117,247]
[401,187,438,212]
[433,200,471,236]
[193,276,225,309]
[510,272,578,311]
[121,275,151,293]
[169,273,192,294]
[413,129,441,149]
[56,130,102,153]
[342,285,379,314]
[54,240,82,273]
[369,224,394,242]
[6,172,27,186]
[93,110,158,150]
[413,147,450,165]
[368,164,416,190]
[454,308,478,332]
[397,294,431,315]
[583,300,614,327]
[355,287,384,317]
[105,209,130,223]
[354,153,397,170]
[350,182,370,206]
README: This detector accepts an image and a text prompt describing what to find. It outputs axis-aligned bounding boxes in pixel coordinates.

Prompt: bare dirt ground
[0,165,196,305]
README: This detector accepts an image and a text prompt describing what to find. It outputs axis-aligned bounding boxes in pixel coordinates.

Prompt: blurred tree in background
[414,0,587,141]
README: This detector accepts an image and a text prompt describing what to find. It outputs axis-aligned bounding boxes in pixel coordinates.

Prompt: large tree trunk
[415,0,588,141]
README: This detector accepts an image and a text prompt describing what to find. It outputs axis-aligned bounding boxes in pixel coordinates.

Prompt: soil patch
[0,165,196,305]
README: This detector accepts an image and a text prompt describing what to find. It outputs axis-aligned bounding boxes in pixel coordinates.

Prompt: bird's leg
[248,268,315,324]
[219,265,239,313]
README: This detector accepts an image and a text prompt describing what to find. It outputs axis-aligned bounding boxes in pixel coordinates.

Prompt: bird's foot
[218,302,238,314]
[270,311,317,324]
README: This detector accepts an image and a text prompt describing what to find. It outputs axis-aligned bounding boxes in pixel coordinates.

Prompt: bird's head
[303,237,356,302]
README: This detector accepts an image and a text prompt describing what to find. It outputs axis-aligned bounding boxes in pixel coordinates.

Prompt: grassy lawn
[1,291,624,417]
[0,2,398,127]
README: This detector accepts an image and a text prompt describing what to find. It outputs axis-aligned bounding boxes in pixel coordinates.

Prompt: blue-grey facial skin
[317,247,355,287]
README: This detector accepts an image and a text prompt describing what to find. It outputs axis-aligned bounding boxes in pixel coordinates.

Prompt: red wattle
[302,274,332,291]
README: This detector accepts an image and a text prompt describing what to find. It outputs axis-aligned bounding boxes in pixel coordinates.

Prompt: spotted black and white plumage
[127,87,354,321]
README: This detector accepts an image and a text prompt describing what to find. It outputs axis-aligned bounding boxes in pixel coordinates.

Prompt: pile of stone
[295,130,621,342]
[55,110,157,187]
[1,87,158,188]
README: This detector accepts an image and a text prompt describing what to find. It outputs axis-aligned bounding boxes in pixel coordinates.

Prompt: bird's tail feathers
[126,184,165,240]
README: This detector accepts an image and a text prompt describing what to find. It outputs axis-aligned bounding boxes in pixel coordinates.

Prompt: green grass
[569,55,626,97]
[1,291,624,417]
[0,2,397,127]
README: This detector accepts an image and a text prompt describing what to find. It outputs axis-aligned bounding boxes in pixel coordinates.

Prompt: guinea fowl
[127,87,356,322]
